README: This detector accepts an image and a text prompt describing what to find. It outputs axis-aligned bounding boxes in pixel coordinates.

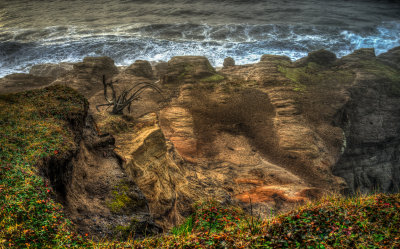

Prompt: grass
[1,85,400,248]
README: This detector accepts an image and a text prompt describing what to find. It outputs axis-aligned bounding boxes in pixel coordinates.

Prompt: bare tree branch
[96,75,164,115]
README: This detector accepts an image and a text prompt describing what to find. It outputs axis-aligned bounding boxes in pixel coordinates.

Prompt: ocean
[0,0,399,77]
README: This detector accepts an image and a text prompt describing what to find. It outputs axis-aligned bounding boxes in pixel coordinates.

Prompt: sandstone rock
[162,56,216,84]
[223,57,235,67]
[124,60,154,79]
[296,49,336,66]
[29,62,74,78]
[339,48,376,66]
[378,46,400,70]
[153,61,168,79]
[51,56,119,97]
[73,56,118,81]
[112,113,190,229]
[0,73,53,93]
[260,54,291,63]
[247,55,292,85]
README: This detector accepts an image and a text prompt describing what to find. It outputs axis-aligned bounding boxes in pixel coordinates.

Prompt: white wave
[0,22,399,78]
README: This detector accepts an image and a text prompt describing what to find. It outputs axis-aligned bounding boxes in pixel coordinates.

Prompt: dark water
[0,0,400,77]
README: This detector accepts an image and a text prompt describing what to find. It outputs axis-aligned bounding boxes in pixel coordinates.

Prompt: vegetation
[0,85,88,248]
[278,62,355,92]
[130,193,400,249]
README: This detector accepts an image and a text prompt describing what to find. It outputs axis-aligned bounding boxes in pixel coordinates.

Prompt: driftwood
[96,75,163,114]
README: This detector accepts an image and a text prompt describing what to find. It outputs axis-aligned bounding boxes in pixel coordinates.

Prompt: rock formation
[124,60,154,79]
[52,56,119,97]
[333,49,400,193]
[29,62,74,78]
[223,57,235,68]
[1,46,400,234]
[161,56,220,84]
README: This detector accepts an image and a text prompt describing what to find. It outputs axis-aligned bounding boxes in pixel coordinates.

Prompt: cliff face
[1,47,399,233]
[333,48,400,193]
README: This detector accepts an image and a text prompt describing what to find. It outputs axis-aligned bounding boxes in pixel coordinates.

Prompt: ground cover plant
[0,85,89,248]
[131,193,400,249]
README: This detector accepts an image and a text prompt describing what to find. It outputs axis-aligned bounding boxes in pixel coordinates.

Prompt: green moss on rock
[107,182,146,214]
[278,62,355,92]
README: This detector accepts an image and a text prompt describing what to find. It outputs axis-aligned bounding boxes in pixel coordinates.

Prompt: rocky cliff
[1,47,399,234]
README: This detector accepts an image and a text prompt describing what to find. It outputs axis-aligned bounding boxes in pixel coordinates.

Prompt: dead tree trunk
[96,75,163,115]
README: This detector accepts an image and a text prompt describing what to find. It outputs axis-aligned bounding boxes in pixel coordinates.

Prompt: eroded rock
[29,62,74,78]
[124,60,154,79]
[52,56,119,97]
[161,56,217,84]
[223,57,235,68]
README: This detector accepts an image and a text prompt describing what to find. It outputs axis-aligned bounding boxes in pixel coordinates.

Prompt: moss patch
[107,182,142,214]
[278,62,355,92]
[113,218,139,239]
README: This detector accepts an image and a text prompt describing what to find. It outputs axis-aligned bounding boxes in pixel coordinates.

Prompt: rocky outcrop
[153,61,168,80]
[378,46,400,70]
[296,49,337,66]
[33,86,160,239]
[161,56,218,84]
[52,56,119,97]
[333,49,400,193]
[29,62,74,78]
[124,60,154,79]
[111,113,190,229]
[65,116,160,238]
[223,57,235,68]
[0,73,53,93]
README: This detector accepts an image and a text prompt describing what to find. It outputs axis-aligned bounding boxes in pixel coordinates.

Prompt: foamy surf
[0,22,399,78]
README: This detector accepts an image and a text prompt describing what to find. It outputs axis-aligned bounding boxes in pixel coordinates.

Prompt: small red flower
[47,189,50,193]
[54,150,58,155]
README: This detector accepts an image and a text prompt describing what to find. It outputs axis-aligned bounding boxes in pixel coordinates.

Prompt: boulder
[162,56,216,84]
[124,60,154,79]
[29,62,74,79]
[153,61,169,80]
[297,49,337,66]
[223,57,235,68]
[73,56,118,82]
[51,56,119,97]
[0,73,53,93]
[339,48,376,66]
[378,46,400,70]
[260,54,291,63]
